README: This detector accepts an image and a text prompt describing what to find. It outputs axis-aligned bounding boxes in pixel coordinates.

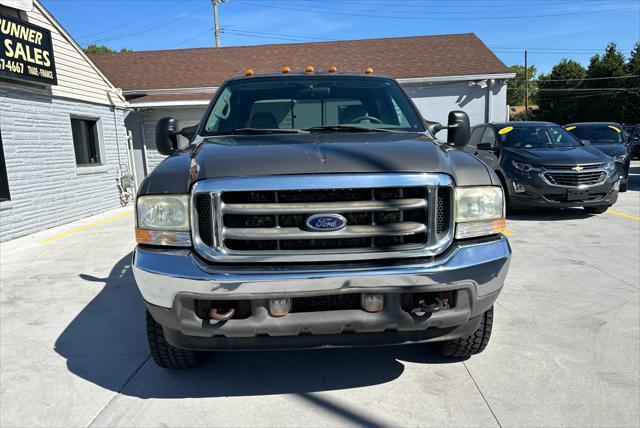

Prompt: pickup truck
[133,69,512,369]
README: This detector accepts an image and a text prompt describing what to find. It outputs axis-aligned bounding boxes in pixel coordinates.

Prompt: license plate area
[566,189,590,201]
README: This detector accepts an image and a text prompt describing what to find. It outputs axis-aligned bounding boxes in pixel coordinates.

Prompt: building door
[125,112,148,182]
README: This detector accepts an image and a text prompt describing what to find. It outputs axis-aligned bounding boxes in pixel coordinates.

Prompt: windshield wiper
[214,128,308,136]
[306,125,396,133]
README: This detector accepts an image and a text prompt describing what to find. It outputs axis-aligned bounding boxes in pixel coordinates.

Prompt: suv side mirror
[156,117,178,155]
[446,111,471,147]
[580,139,591,146]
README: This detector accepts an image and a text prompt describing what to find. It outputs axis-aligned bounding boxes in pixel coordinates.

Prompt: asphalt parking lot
[1,162,639,428]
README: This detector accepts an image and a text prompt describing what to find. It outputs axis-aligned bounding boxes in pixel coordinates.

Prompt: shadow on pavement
[508,207,592,221]
[55,253,461,401]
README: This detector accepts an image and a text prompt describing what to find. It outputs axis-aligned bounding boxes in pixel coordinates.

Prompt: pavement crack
[84,355,150,428]
[463,362,502,428]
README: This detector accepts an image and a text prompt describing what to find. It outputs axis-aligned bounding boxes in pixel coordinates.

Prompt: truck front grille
[192,174,454,263]
[544,171,605,187]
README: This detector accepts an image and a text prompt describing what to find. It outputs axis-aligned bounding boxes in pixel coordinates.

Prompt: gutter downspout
[485,79,495,123]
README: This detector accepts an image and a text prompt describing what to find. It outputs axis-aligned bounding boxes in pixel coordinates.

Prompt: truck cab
[133,68,511,369]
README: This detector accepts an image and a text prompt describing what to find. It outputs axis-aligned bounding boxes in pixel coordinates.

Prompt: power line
[240,1,636,21]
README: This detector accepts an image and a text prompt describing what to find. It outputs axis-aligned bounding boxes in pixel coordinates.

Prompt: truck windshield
[566,125,624,145]
[498,125,580,149]
[202,76,425,135]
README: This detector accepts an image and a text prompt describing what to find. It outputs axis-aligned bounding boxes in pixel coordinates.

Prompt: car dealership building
[0,0,129,241]
[91,34,514,184]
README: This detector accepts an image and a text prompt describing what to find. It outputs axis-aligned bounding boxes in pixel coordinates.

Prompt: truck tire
[436,306,493,358]
[619,182,627,192]
[584,205,609,214]
[146,310,206,369]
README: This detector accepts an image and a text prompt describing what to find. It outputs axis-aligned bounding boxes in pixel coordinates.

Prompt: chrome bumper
[133,235,511,309]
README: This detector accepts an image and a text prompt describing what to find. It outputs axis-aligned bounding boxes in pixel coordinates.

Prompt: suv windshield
[202,76,425,135]
[566,125,624,145]
[497,125,580,149]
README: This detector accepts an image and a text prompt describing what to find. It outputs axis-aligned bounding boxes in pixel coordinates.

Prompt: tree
[623,42,640,123]
[506,64,537,107]
[83,44,132,54]
[536,59,586,123]
[581,43,629,120]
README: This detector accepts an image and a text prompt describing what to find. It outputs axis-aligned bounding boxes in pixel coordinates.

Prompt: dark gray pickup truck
[133,70,511,369]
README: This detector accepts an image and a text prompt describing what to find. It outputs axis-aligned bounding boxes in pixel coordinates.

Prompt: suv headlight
[455,186,506,239]
[136,195,191,246]
[511,160,542,173]
[604,161,616,172]
[612,154,628,163]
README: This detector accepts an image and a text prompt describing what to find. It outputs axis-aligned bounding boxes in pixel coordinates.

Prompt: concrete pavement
[1,162,639,427]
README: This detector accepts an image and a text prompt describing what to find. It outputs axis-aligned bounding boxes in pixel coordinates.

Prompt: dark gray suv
[465,121,619,213]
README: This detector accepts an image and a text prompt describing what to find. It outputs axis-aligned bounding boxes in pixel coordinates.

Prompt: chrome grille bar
[223,198,427,214]
[224,222,427,240]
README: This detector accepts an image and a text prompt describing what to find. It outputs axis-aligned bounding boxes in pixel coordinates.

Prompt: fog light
[269,297,291,317]
[512,181,526,193]
[614,179,620,191]
[361,293,384,313]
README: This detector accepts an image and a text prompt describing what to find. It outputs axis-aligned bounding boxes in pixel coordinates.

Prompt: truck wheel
[619,182,627,192]
[146,310,206,369]
[436,306,493,358]
[584,205,610,215]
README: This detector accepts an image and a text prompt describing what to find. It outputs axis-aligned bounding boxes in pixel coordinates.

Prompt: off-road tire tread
[146,311,206,369]
[437,306,494,358]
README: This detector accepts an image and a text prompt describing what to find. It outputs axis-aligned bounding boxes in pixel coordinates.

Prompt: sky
[40,0,640,74]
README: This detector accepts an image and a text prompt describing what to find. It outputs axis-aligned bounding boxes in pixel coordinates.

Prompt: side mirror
[446,111,471,147]
[156,117,178,155]
[476,142,494,151]
[179,125,198,143]
[580,139,591,146]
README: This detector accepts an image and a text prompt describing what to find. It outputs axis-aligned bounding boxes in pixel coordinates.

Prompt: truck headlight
[136,195,191,246]
[455,186,506,239]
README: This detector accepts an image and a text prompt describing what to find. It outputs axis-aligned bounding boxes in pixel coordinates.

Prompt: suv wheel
[619,182,628,192]
[146,311,207,369]
[584,205,610,215]
[436,306,493,358]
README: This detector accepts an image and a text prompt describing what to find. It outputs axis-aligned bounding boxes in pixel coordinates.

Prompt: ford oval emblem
[305,214,347,232]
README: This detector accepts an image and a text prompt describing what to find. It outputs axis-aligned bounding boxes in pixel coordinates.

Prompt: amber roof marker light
[305,65,314,73]
[281,66,291,73]
[245,68,254,76]
[365,67,374,74]
[328,65,337,73]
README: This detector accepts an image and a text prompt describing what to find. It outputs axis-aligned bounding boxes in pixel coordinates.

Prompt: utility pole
[212,0,223,47]
[524,50,529,120]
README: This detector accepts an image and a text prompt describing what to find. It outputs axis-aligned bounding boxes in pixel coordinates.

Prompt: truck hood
[138,132,494,195]
[502,146,610,166]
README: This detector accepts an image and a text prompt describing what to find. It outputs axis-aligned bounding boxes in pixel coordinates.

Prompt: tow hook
[411,297,444,317]
[209,307,235,321]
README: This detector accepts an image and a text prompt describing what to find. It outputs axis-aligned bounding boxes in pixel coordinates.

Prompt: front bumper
[134,236,511,349]
[505,169,619,208]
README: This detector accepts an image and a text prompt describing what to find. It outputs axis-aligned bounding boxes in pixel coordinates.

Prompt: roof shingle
[90,33,510,92]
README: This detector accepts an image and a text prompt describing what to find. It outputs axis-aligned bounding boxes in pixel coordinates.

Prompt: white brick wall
[0,87,129,241]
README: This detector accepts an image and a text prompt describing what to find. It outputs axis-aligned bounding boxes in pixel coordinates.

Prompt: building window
[0,130,10,201]
[71,118,101,165]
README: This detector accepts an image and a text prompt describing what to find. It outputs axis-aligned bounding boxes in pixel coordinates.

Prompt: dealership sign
[0,14,57,85]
